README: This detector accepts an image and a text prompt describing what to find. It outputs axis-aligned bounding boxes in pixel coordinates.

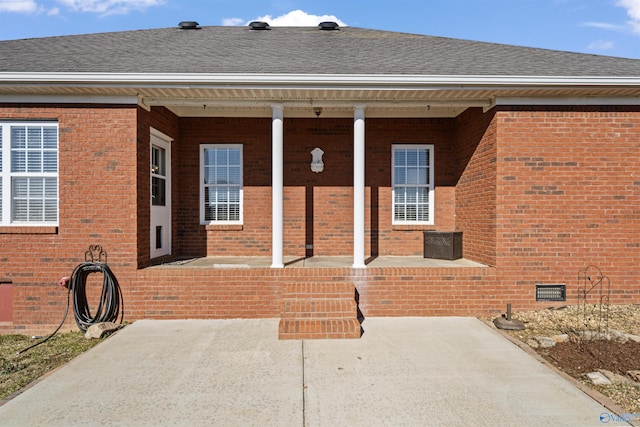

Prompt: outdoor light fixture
[313,107,322,118]
[310,147,324,173]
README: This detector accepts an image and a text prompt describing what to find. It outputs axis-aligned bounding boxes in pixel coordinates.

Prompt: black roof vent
[249,21,271,30]
[178,21,200,30]
[318,22,340,31]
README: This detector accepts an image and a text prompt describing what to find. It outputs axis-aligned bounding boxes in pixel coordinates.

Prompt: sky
[1,0,640,59]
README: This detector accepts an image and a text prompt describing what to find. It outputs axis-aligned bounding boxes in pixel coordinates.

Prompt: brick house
[0,22,639,338]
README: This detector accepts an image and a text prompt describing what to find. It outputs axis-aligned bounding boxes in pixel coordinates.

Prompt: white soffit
[165,105,469,118]
[495,96,640,106]
[154,99,491,118]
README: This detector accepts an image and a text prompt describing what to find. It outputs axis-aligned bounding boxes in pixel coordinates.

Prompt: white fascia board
[495,96,640,106]
[2,73,640,90]
[0,94,139,104]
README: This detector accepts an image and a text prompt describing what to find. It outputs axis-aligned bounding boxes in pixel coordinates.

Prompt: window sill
[0,226,58,234]
[204,224,243,231]
[392,224,436,231]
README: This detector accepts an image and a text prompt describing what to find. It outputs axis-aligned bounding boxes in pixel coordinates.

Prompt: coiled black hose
[18,262,123,354]
[70,262,123,333]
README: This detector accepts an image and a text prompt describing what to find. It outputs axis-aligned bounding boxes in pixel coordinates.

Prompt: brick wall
[173,117,458,258]
[129,266,501,320]
[176,117,275,257]
[0,104,140,333]
[366,118,457,256]
[2,104,639,334]
[355,266,499,316]
[495,107,640,306]
[454,108,497,266]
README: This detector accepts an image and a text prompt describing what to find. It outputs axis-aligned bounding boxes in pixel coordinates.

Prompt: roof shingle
[1,26,639,76]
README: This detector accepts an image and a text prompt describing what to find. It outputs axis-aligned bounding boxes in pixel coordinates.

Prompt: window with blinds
[0,123,59,225]
[200,144,243,224]
[392,144,434,225]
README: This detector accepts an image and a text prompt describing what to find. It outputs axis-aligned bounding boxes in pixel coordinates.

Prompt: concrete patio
[0,317,632,426]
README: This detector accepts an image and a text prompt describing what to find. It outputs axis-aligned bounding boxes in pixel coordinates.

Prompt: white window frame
[0,121,59,226]
[200,144,243,225]
[392,144,434,225]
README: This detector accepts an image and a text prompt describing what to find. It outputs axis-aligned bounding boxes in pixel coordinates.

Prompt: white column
[353,105,366,268]
[271,105,284,268]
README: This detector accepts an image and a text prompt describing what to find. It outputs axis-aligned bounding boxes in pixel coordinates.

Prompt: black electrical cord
[18,262,123,355]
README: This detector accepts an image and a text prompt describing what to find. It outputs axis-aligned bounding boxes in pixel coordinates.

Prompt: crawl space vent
[535,284,566,302]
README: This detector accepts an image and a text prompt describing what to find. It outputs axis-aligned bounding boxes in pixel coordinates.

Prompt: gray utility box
[424,231,463,260]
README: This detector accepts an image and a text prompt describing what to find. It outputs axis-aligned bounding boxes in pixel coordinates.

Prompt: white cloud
[248,10,346,27]
[222,17,244,26]
[581,21,625,31]
[0,0,39,13]
[587,39,614,50]
[56,0,165,16]
[617,0,640,33]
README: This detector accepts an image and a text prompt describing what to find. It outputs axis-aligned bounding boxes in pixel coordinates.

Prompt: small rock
[625,333,640,343]
[627,370,640,382]
[586,371,612,385]
[526,339,539,349]
[552,334,569,343]
[606,329,628,343]
[535,336,557,348]
[599,369,634,385]
[580,330,602,341]
[85,322,119,339]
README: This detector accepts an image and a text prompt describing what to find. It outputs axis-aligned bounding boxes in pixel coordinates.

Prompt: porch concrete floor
[159,256,487,268]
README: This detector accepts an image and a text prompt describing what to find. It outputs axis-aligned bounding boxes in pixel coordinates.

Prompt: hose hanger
[85,244,107,264]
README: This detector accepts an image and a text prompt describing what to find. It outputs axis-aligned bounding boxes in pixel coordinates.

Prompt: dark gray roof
[1,25,640,76]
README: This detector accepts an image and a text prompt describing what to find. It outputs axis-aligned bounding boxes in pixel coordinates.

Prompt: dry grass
[0,332,101,401]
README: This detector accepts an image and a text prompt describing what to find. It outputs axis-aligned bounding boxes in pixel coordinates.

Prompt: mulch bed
[538,340,640,379]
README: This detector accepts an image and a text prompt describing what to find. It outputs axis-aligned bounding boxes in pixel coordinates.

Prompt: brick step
[279,281,361,339]
[281,299,357,319]
[278,318,362,340]
[282,282,356,299]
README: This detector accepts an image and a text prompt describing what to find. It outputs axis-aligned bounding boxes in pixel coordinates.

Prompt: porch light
[311,147,324,173]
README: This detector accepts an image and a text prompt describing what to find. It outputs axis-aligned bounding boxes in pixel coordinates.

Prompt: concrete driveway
[0,317,633,426]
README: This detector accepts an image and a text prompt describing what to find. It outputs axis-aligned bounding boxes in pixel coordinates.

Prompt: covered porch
[143,75,499,270]
[138,46,502,339]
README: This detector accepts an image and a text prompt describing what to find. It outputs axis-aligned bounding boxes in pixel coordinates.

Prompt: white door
[150,130,172,258]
